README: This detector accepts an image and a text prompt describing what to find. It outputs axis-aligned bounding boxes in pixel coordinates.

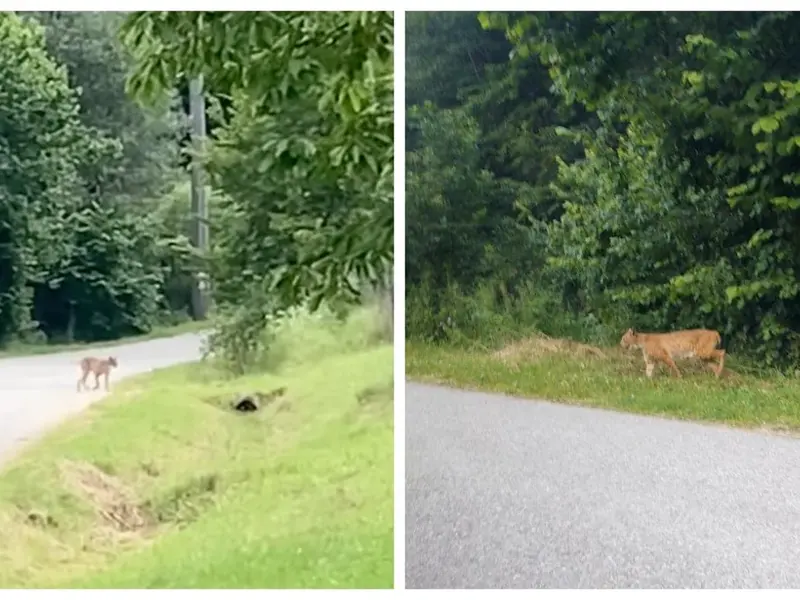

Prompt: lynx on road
[76,356,118,392]
[0,333,204,464]
[620,328,725,379]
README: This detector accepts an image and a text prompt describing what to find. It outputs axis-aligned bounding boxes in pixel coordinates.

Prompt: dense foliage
[407,11,800,366]
[0,11,393,362]
[121,11,394,369]
[0,12,192,345]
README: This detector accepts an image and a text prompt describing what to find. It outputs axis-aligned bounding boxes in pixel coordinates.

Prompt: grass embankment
[407,336,800,431]
[0,320,207,359]
[0,309,393,588]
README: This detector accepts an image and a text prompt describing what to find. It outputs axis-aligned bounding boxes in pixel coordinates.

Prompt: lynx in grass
[76,356,118,392]
[620,328,725,379]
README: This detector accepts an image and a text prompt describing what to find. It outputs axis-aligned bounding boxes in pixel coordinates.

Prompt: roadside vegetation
[0,307,392,588]
[0,321,206,359]
[407,338,800,431]
[406,12,800,428]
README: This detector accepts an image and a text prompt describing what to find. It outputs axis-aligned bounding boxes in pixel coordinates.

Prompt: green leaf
[769,196,800,210]
[752,116,780,135]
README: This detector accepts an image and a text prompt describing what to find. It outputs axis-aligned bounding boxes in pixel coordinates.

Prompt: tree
[405,12,590,335]
[25,11,186,203]
[482,11,800,363]
[0,14,104,341]
[0,13,191,345]
[120,11,394,368]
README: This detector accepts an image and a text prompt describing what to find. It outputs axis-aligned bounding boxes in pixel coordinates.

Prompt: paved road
[406,382,800,589]
[0,333,205,462]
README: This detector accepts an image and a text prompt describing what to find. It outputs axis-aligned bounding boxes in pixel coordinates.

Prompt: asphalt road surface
[406,382,800,589]
[0,333,205,463]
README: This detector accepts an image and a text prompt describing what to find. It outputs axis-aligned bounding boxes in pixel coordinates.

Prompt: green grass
[0,320,207,359]
[407,337,800,431]
[0,309,393,588]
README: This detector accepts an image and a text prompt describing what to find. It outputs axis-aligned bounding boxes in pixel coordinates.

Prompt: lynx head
[620,328,638,349]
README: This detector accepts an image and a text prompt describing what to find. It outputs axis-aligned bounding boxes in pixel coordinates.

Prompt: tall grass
[257,303,392,371]
[406,278,621,349]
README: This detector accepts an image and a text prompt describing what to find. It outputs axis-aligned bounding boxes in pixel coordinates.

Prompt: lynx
[76,356,118,392]
[620,328,725,379]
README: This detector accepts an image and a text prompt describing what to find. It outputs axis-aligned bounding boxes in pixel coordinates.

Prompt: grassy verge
[0,309,392,588]
[407,337,800,431]
[0,320,207,359]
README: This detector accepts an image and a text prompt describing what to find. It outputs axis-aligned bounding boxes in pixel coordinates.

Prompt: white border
[0,2,396,9]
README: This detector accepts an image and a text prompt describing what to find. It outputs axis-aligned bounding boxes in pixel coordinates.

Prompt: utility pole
[189,75,209,320]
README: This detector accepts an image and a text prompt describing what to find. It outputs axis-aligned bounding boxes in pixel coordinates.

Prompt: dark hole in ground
[231,387,288,413]
[233,397,258,412]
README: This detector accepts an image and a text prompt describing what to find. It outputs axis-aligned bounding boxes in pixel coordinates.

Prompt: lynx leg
[664,355,682,378]
[104,371,110,391]
[652,350,682,378]
[647,346,681,378]
[93,372,101,390]
[77,370,88,392]
[713,348,725,377]
[698,348,725,378]
[644,359,656,378]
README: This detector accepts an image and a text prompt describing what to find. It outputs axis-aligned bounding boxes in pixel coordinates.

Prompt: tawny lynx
[620,328,725,379]
[76,356,118,392]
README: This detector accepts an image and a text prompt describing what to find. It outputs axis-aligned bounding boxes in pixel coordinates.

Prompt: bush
[407,276,624,349]
[206,299,391,376]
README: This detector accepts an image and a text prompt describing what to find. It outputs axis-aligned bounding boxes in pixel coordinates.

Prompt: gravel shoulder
[406,382,800,589]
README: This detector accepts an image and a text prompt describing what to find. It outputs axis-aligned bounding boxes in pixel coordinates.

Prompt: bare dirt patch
[59,460,151,533]
[492,335,606,364]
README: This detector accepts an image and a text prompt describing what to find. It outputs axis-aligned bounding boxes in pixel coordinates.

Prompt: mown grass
[407,336,800,431]
[0,308,393,588]
[0,320,207,359]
